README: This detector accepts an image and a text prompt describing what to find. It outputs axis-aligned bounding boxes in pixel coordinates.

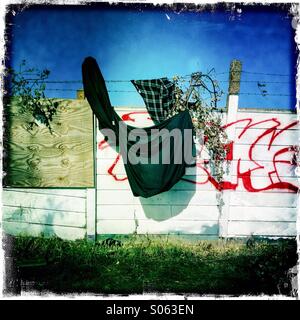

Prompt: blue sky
[7,4,297,110]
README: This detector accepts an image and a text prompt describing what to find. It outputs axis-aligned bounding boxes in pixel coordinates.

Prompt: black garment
[82,57,195,198]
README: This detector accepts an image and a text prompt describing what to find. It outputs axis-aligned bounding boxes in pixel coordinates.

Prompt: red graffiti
[121,111,151,122]
[107,154,127,182]
[98,112,299,193]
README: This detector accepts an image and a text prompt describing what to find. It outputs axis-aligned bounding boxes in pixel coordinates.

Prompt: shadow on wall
[139,165,196,221]
[174,223,219,238]
[2,194,57,238]
[99,113,197,222]
[131,213,219,238]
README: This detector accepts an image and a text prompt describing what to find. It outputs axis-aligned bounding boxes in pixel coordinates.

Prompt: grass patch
[10,235,297,295]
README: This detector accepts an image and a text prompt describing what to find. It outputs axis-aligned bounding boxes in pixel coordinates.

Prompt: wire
[215,70,293,77]
[242,70,293,77]
[219,80,293,84]
[44,88,137,93]
[106,80,133,83]
[239,92,293,96]
[40,80,82,84]
[26,72,295,84]
[107,90,137,93]
[44,88,294,96]
[44,88,77,91]
[25,79,131,83]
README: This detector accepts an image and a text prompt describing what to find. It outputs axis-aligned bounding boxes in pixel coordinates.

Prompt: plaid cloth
[131,78,175,124]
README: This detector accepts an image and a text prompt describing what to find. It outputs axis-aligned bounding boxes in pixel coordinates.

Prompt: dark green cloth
[82,57,194,198]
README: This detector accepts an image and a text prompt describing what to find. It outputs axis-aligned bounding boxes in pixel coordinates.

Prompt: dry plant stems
[6,60,59,133]
[167,72,229,183]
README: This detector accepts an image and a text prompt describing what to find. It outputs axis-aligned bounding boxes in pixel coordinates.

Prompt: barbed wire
[44,88,294,97]
[45,88,138,93]
[32,79,294,85]
[241,70,293,77]
[219,80,292,84]
[239,92,293,97]
[44,88,77,91]
[215,70,293,77]
[34,80,294,84]
[23,69,294,84]
[24,69,295,98]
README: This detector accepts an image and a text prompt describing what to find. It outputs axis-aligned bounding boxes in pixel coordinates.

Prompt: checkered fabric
[131,78,175,124]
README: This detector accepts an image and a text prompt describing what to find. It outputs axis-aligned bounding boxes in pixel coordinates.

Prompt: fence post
[218,60,242,238]
[86,188,96,241]
[77,89,85,100]
[86,114,97,241]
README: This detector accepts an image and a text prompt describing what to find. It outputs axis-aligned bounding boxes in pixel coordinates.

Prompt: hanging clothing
[82,56,195,198]
[131,78,175,124]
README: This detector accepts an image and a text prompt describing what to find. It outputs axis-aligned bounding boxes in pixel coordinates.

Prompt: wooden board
[4,99,94,187]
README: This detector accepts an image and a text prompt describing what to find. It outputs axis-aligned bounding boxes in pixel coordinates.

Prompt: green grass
[11,235,297,295]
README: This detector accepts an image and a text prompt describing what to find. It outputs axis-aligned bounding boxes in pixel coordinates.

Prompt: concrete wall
[96,102,299,239]
[2,98,299,240]
[2,189,87,240]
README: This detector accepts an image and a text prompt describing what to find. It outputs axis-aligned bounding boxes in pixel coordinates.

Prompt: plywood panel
[5,99,94,187]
